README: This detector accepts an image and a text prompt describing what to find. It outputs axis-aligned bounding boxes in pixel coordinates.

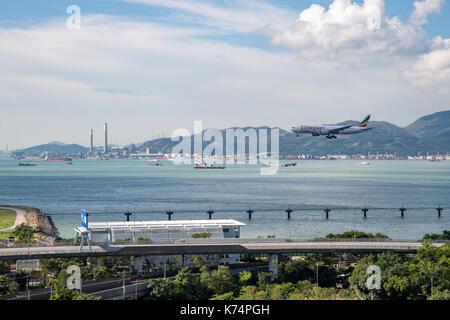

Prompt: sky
[1,0,450,149]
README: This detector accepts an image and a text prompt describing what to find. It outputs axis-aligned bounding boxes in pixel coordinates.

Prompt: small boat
[194,163,225,169]
[18,162,36,166]
[283,162,297,167]
[262,162,297,167]
[148,160,162,166]
[360,161,370,165]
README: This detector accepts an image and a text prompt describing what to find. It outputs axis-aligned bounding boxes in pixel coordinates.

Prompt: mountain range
[20,110,450,156]
[21,142,88,156]
[136,110,450,156]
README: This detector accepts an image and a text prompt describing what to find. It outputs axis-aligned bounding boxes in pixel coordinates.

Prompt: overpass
[0,239,444,260]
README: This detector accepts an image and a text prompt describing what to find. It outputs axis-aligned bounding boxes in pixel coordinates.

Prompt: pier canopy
[86,219,245,243]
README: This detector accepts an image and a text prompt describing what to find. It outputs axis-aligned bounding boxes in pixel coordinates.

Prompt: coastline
[0,207,25,233]
[0,205,60,242]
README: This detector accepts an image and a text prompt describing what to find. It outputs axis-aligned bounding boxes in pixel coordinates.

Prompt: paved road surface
[0,240,445,260]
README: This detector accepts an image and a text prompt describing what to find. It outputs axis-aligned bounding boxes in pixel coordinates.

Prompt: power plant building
[89,129,94,153]
[104,123,108,153]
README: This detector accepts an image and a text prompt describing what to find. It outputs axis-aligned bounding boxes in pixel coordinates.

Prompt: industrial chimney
[104,123,108,153]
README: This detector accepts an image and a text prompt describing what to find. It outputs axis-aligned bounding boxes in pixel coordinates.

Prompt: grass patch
[0,233,13,240]
[0,209,16,230]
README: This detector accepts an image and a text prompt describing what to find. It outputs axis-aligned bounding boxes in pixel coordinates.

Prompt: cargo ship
[43,156,72,162]
[194,163,225,169]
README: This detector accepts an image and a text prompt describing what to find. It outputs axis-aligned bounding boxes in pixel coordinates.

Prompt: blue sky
[0,0,450,148]
[2,1,449,37]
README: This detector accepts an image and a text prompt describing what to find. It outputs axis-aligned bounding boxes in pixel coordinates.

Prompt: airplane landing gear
[326,135,337,139]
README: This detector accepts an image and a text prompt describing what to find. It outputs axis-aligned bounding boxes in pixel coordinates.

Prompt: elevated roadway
[0,239,445,260]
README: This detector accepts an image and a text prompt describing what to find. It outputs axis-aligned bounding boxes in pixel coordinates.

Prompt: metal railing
[1,237,448,250]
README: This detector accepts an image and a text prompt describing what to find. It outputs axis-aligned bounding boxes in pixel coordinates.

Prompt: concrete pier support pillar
[268,254,278,280]
[133,256,144,273]
[178,254,186,268]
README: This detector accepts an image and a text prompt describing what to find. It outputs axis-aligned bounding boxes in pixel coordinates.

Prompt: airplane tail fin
[358,115,371,127]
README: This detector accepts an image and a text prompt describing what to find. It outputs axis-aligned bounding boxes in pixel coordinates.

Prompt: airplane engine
[312,131,320,137]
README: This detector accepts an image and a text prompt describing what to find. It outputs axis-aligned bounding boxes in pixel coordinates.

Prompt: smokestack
[89,129,93,153]
[104,123,108,153]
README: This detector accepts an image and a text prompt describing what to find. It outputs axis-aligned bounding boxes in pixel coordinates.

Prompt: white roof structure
[86,219,245,243]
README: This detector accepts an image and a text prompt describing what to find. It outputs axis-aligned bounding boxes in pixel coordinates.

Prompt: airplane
[291,115,372,139]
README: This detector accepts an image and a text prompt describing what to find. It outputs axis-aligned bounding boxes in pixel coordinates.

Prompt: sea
[0,154,449,240]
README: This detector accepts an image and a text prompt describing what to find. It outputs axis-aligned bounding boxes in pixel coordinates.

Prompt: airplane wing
[328,125,353,134]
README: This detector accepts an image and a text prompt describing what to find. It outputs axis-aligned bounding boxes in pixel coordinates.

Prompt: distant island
[10,110,450,158]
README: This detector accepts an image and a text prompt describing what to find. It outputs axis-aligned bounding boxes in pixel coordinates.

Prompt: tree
[236,286,268,300]
[8,281,20,295]
[72,292,101,300]
[172,267,202,300]
[13,223,34,243]
[210,292,235,300]
[349,252,413,300]
[256,272,273,288]
[278,259,314,283]
[200,266,237,296]
[48,279,77,300]
[0,275,10,296]
[238,270,252,287]
[146,278,175,300]
[348,243,450,300]
[326,231,388,239]
[95,266,113,280]
[409,242,450,299]
[268,282,296,300]
[423,230,450,241]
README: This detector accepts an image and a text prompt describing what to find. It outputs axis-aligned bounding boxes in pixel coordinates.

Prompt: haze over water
[0,154,449,240]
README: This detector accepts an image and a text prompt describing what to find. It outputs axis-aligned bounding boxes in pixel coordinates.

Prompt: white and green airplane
[291,115,372,139]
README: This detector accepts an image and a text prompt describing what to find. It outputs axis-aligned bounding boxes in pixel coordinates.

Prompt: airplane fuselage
[292,125,370,136]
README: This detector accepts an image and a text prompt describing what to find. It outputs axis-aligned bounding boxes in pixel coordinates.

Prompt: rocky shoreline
[0,205,60,244]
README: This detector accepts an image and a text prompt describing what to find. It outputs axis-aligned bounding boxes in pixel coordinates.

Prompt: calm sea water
[0,154,449,240]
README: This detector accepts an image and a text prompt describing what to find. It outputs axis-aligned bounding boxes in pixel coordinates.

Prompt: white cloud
[404,37,450,87]
[272,0,429,61]
[411,0,446,25]
[122,0,296,34]
[1,4,449,148]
